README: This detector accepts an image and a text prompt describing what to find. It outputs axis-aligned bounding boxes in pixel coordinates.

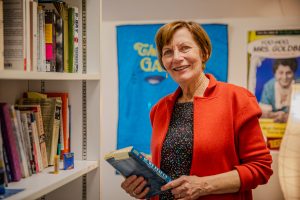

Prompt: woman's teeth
[173,65,189,71]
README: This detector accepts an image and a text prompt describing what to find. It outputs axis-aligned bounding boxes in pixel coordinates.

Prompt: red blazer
[150,74,273,200]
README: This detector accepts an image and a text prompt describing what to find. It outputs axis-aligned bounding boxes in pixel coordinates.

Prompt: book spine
[25,0,31,71]
[35,106,48,168]
[44,10,56,72]
[67,7,74,73]
[19,112,33,176]
[3,0,25,70]
[72,6,78,73]
[37,6,46,71]
[49,99,61,165]
[55,16,64,72]
[29,0,38,71]
[62,3,69,73]
[0,103,22,181]
[9,107,30,178]
[23,112,36,174]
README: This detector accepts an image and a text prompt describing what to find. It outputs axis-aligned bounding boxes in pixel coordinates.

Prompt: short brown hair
[273,58,298,74]
[155,20,212,70]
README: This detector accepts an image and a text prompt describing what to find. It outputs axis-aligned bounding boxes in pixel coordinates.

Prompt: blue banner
[117,24,228,153]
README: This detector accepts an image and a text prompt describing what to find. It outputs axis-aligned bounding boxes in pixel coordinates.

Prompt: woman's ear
[202,53,208,63]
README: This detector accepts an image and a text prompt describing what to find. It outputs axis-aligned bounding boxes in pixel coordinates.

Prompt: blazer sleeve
[234,92,273,191]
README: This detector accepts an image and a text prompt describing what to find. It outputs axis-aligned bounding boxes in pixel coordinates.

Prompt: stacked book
[0,91,70,184]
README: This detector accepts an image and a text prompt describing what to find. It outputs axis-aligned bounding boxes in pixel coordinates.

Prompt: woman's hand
[161,175,211,199]
[121,175,150,199]
[161,170,240,199]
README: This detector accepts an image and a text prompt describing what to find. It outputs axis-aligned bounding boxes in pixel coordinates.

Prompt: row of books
[0,0,78,73]
[0,91,70,184]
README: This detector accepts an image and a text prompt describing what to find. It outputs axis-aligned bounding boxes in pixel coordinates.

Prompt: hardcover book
[0,103,22,181]
[104,146,172,198]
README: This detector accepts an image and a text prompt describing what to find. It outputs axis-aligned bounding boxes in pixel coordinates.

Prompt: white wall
[100,17,300,200]
[100,1,300,199]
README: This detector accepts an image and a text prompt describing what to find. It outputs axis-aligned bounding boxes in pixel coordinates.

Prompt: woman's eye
[180,46,191,52]
[163,50,173,56]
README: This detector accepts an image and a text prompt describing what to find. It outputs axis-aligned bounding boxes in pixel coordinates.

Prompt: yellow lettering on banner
[259,119,286,138]
[134,42,157,56]
[140,57,163,72]
[45,24,53,43]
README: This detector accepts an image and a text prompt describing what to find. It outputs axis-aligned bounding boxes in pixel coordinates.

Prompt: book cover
[0,103,22,181]
[104,146,172,198]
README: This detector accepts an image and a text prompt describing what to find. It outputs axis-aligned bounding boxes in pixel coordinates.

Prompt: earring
[165,73,168,78]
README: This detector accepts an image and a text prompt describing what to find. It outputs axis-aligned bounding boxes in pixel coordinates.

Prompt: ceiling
[103,0,300,21]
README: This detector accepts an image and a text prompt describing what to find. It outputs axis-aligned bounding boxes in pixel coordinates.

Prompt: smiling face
[161,28,203,86]
[275,64,295,88]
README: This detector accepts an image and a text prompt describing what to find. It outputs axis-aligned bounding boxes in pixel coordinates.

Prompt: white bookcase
[0,0,101,199]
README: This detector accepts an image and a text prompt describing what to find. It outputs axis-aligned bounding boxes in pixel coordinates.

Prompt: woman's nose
[173,50,183,61]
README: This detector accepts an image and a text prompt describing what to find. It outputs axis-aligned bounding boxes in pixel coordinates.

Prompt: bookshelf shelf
[0,71,100,80]
[0,0,101,199]
[5,160,98,200]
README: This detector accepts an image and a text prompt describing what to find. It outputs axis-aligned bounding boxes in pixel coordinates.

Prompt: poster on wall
[247,29,300,150]
[117,23,228,154]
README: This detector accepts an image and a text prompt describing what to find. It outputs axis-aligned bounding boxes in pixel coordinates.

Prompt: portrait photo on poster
[247,29,300,150]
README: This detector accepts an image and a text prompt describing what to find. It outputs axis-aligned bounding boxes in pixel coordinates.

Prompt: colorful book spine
[67,6,78,73]
[0,103,22,181]
[44,10,56,72]
[55,15,64,72]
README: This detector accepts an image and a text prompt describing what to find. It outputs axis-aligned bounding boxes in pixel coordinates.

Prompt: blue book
[104,146,172,198]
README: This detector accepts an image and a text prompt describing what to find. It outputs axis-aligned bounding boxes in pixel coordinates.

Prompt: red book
[0,103,22,181]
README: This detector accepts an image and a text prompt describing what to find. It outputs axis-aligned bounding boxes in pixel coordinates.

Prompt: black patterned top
[159,102,194,200]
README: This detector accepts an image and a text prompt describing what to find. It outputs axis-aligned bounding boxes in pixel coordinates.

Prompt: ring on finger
[132,191,136,196]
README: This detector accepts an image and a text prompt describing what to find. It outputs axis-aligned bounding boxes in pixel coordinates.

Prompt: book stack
[0,91,70,184]
[2,0,79,73]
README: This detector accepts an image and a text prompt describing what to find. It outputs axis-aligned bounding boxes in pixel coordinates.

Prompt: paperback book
[104,146,172,198]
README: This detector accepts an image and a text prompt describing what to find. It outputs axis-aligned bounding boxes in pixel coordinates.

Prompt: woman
[121,21,273,200]
[260,58,298,123]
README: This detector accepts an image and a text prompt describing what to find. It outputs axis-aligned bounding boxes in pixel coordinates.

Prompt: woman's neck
[178,73,209,103]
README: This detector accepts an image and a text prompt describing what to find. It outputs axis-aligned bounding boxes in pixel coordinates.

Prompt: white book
[25,0,31,71]
[37,5,46,72]
[29,0,37,71]
[72,6,78,73]
[3,0,26,70]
